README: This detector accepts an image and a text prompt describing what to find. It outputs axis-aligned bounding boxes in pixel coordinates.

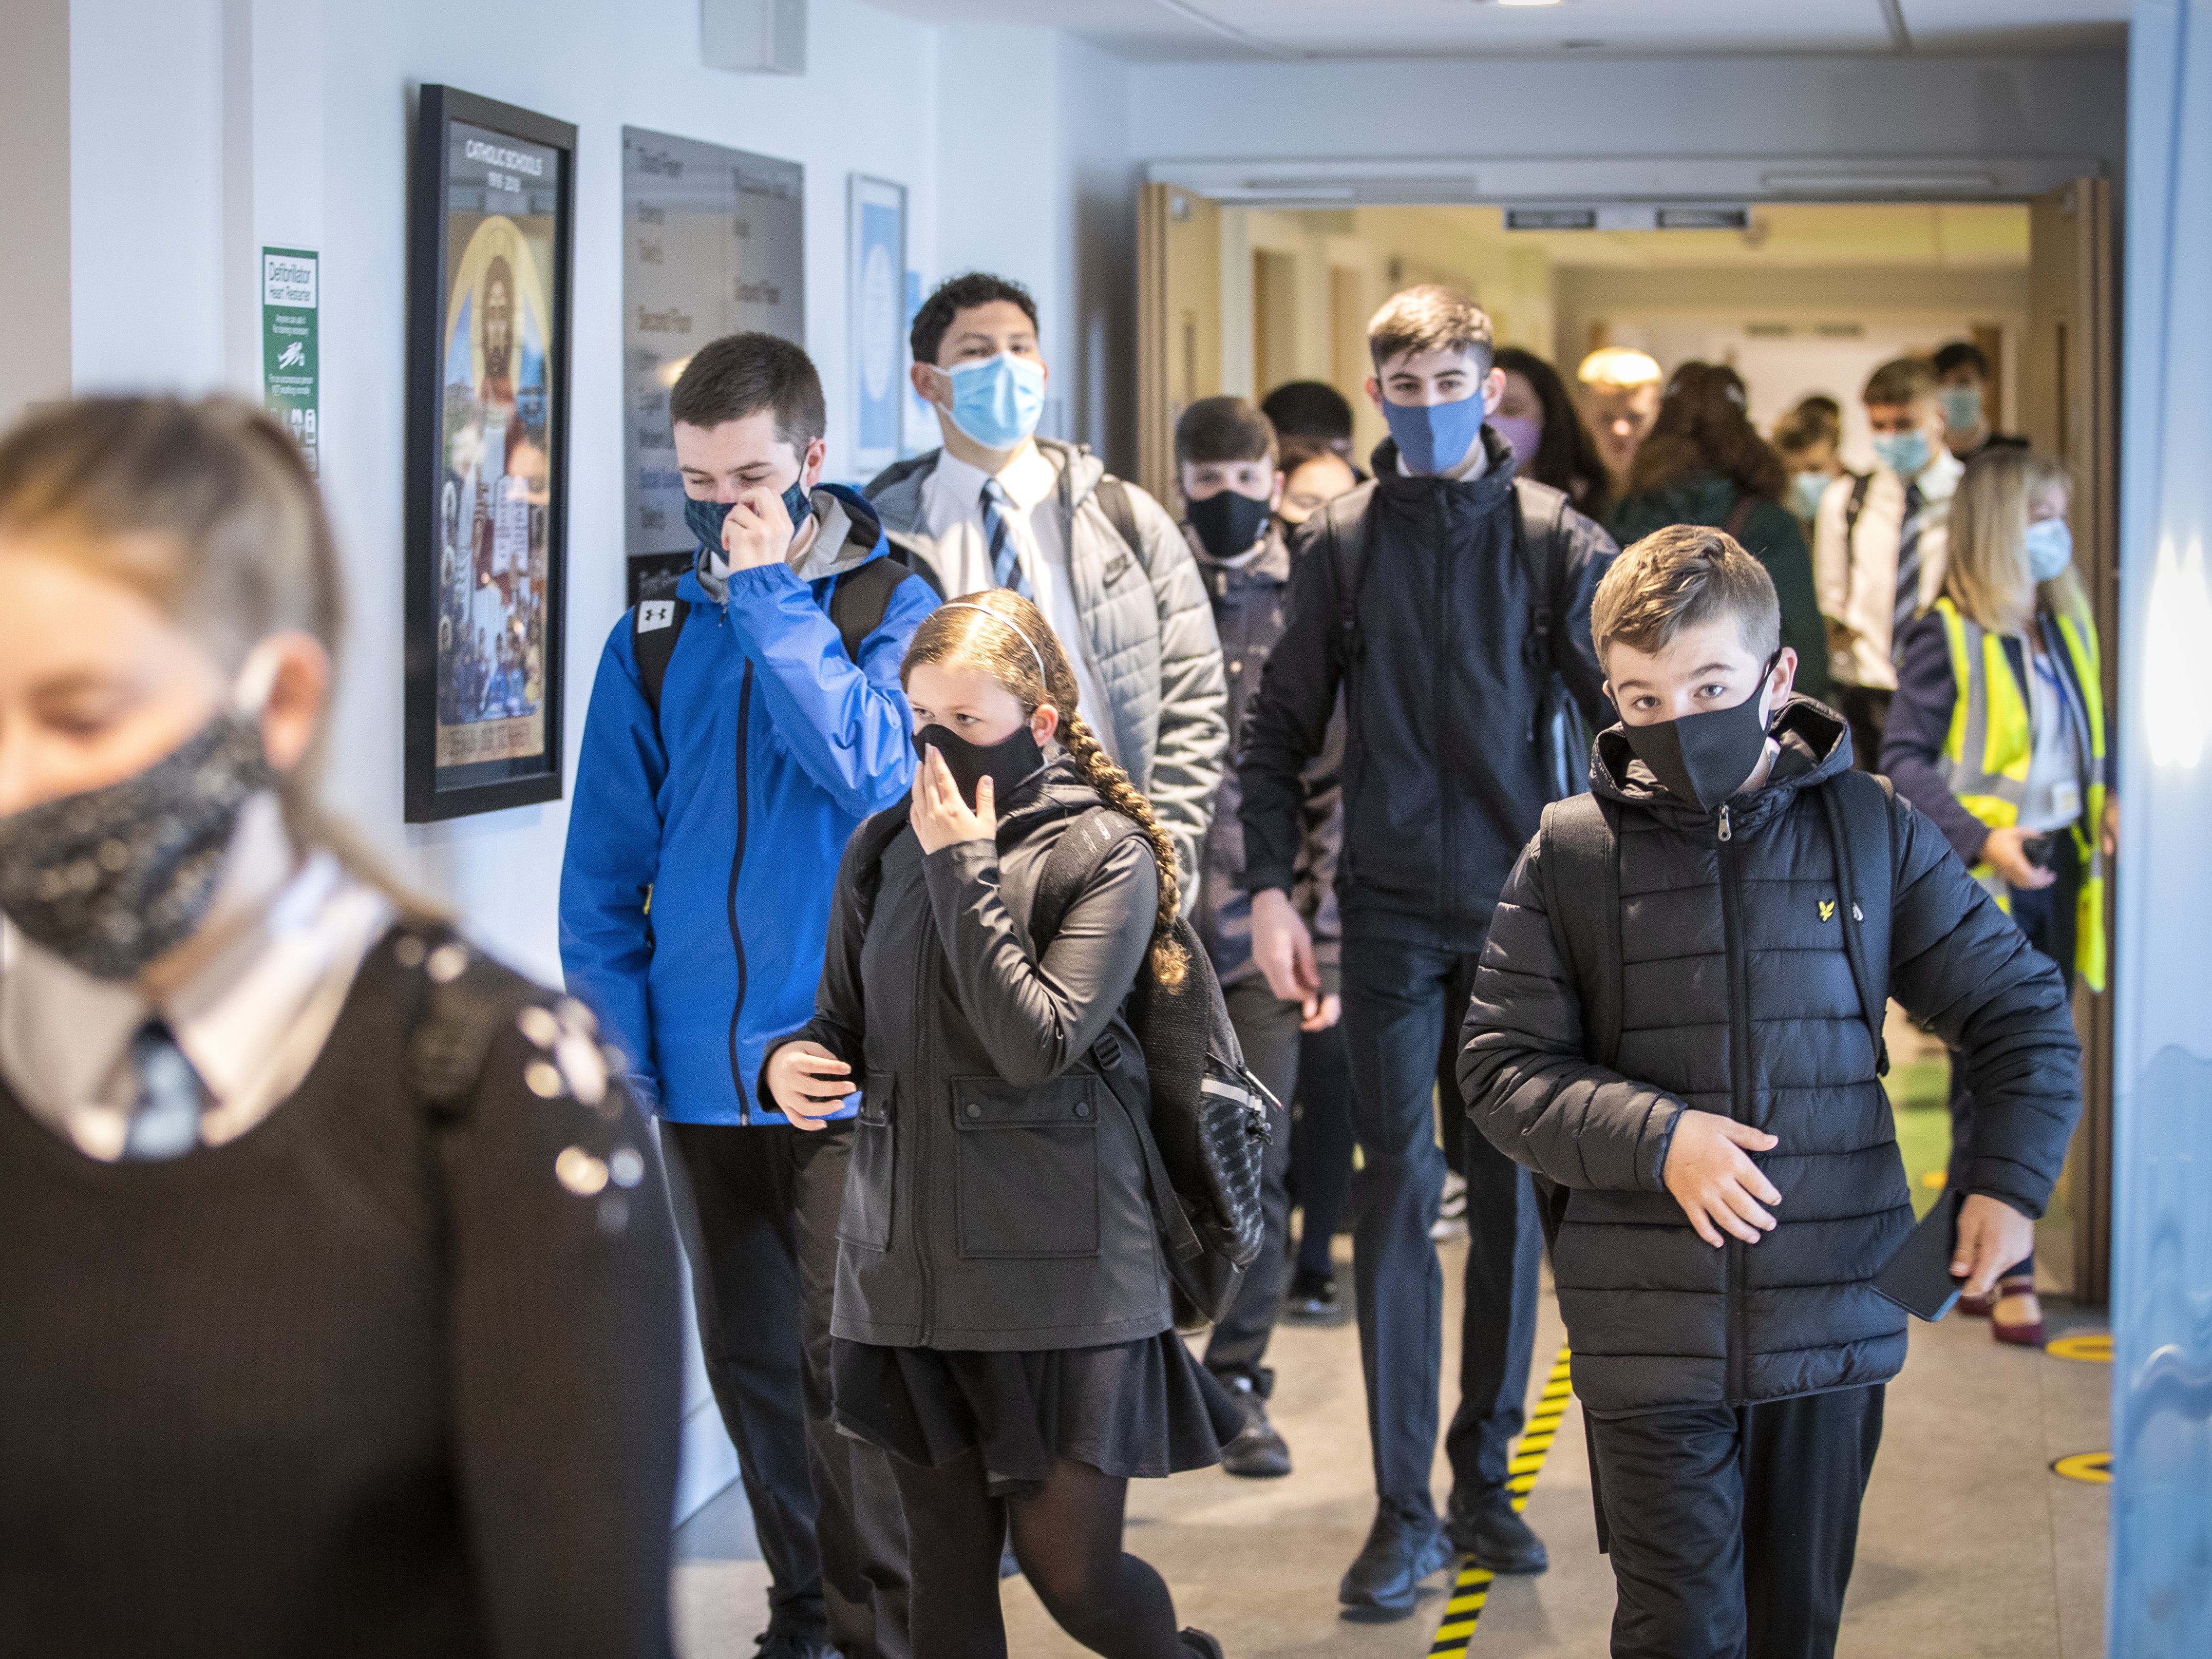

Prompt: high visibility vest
[1933,596,2107,992]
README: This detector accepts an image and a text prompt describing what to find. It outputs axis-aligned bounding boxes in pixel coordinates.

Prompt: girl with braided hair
[765,590,1237,1659]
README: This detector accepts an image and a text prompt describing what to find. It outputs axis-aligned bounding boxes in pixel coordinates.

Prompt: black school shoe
[1339,1496,1454,1621]
[1218,1374,1292,1478]
[1180,1630,1225,1658]
[753,1630,837,1659]
[1445,1486,1550,1574]
[1280,1266,1351,1327]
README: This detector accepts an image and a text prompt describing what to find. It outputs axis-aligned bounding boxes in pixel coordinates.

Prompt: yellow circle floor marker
[2046,1333,2113,1363]
[1428,1349,1573,1657]
[2051,1451,2112,1485]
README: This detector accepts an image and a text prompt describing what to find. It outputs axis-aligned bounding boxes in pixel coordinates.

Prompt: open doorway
[1136,183,2116,1301]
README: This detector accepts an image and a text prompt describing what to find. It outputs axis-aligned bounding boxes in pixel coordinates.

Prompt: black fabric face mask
[1618,652,1781,813]
[914,723,1045,811]
[1186,489,1272,561]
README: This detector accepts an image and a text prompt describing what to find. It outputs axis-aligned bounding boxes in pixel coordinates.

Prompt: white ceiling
[864,0,2130,62]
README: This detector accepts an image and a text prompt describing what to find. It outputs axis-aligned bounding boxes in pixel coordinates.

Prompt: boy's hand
[1951,1192,2036,1297]
[1981,826,2059,891]
[719,485,795,571]
[1250,888,1319,1005]
[1663,1109,1782,1247]
[1299,992,1342,1033]
[765,1040,852,1130]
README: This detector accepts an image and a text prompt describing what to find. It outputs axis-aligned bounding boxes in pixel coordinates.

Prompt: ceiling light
[1479,0,1567,6]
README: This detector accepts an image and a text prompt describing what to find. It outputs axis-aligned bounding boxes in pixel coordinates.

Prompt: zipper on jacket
[1435,496,1456,933]
[1717,805,1751,1404]
[725,662,756,1124]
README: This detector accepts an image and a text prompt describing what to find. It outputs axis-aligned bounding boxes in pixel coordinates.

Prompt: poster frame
[847,174,908,477]
[403,83,578,823]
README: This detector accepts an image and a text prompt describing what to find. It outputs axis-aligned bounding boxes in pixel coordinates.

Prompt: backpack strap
[1537,792,1624,1070]
[1843,471,1873,546]
[1512,477,1572,677]
[630,596,691,726]
[1028,806,1141,952]
[1321,483,1377,668]
[827,554,909,666]
[1723,494,1758,543]
[1816,770,1897,1077]
[1094,476,1146,564]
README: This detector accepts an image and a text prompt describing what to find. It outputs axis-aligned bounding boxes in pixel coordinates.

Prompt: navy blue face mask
[684,477,813,554]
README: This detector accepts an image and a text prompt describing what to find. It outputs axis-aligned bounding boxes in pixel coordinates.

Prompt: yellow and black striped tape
[1428,1348,1573,1657]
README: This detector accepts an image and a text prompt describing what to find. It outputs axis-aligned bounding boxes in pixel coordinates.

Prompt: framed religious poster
[403,85,576,822]
[622,128,804,607]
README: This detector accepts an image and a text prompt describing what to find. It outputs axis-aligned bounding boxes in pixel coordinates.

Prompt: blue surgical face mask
[1383,388,1486,476]
[683,477,813,554]
[1936,385,1984,434]
[1871,429,1931,478]
[940,352,1047,452]
[2024,517,2074,583]
[1790,471,1830,519]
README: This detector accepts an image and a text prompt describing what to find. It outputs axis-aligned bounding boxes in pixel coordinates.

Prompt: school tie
[980,478,1031,597]
[121,1019,206,1162]
[1891,481,1926,664]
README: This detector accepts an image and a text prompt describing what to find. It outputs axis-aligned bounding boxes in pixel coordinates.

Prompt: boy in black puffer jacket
[1459,526,2080,1659]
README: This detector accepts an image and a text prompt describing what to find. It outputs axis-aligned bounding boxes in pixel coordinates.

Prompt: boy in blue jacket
[561,333,936,1659]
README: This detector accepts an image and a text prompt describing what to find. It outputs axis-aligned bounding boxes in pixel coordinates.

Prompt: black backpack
[1319,474,1593,802]
[629,535,941,724]
[843,799,1275,1331]
[1535,769,1897,1076]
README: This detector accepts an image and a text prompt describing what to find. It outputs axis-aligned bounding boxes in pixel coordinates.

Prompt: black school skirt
[832,1332,1244,1497]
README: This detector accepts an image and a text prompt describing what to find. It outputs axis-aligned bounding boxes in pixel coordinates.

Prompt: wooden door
[1136,183,1221,504]
[2020,177,2117,1304]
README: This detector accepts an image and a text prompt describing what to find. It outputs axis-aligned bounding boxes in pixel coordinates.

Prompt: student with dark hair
[1932,341,2029,464]
[1172,395,1344,1475]
[1773,396,1852,539]
[766,591,1235,1659]
[1492,346,1610,518]
[562,332,938,1659]
[1242,285,1617,1616]
[1609,362,1829,701]
[1261,379,1358,467]
[1462,525,2079,1659]
[869,274,1226,900]
[1815,356,1962,776]
[0,397,682,1654]
[1275,436,1360,531]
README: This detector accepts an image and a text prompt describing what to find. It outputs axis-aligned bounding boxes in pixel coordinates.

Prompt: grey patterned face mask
[0,716,276,980]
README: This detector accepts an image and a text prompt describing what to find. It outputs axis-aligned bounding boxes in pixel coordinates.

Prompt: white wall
[1126,51,2130,182]
[0,0,72,423]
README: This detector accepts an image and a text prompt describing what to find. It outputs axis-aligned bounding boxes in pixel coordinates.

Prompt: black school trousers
[1587,1386,1885,1659]
[662,1120,910,1658]
[1341,937,1543,1503]
[1204,979,1303,1389]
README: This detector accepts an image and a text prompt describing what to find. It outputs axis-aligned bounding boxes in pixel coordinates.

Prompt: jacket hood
[864,438,1106,534]
[1590,694,1854,833]
[1366,425,1521,504]
[690,482,887,601]
[995,751,1105,838]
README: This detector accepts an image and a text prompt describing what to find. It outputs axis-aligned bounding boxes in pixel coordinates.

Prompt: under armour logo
[1819,899,1837,922]
[639,600,676,632]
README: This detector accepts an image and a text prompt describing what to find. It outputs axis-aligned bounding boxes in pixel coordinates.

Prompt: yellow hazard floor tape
[1427,1348,1574,1657]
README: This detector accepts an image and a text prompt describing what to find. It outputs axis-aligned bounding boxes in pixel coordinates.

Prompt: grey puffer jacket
[867,440,1228,894]
[1459,700,2080,1416]
[766,757,1172,1351]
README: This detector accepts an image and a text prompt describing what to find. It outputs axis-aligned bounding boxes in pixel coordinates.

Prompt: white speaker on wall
[702,0,806,76]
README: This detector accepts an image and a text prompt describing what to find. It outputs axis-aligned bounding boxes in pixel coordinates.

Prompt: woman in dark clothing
[766,591,1234,1659]
[1880,447,2116,1347]
[0,397,682,1657]
[1492,346,1611,519]
[1609,361,1831,701]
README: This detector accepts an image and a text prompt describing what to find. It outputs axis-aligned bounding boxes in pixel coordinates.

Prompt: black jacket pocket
[837,1074,896,1251]
[951,1075,1101,1259]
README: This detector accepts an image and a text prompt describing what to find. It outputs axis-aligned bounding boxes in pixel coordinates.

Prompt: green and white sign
[262,247,319,475]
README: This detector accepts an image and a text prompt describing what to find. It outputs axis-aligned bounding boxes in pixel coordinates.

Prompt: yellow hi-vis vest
[1933,596,2107,992]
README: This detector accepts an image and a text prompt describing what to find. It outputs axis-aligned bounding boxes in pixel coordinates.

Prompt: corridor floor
[672,1242,2111,1658]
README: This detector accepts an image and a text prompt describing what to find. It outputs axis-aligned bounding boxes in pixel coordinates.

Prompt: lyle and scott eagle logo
[1818,899,1837,922]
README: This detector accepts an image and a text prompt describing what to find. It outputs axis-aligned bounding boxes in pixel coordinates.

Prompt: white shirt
[1812,448,1964,692]
[921,443,1121,761]
[2021,644,2087,833]
[0,852,394,1160]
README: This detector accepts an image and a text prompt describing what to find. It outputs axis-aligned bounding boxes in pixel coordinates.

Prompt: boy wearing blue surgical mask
[868,274,1227,900]
[1933,340,2030,465]
[1239,286,1618,1617]
[1812,356,1963,777]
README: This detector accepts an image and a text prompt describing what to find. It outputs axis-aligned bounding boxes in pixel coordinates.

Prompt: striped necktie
[122,1019,206,1162]
[1891,480,1926,664]
[980,477,1031,597]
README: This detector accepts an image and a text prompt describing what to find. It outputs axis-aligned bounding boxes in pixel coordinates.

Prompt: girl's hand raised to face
[765,1040,853,1130]
[910,745,997,855]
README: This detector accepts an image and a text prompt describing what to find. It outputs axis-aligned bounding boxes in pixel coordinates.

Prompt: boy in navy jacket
[561,334,935,1659]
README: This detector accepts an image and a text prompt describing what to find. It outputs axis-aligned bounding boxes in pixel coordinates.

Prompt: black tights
[889,1448,1186,1659]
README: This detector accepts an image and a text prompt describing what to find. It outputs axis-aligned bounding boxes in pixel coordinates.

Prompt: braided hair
[900,590,1190,989]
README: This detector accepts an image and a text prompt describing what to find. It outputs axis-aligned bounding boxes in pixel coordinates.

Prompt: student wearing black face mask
[1174,398,1344,1477]
[562,333,940,1659]
[1460,526,2080,1659]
